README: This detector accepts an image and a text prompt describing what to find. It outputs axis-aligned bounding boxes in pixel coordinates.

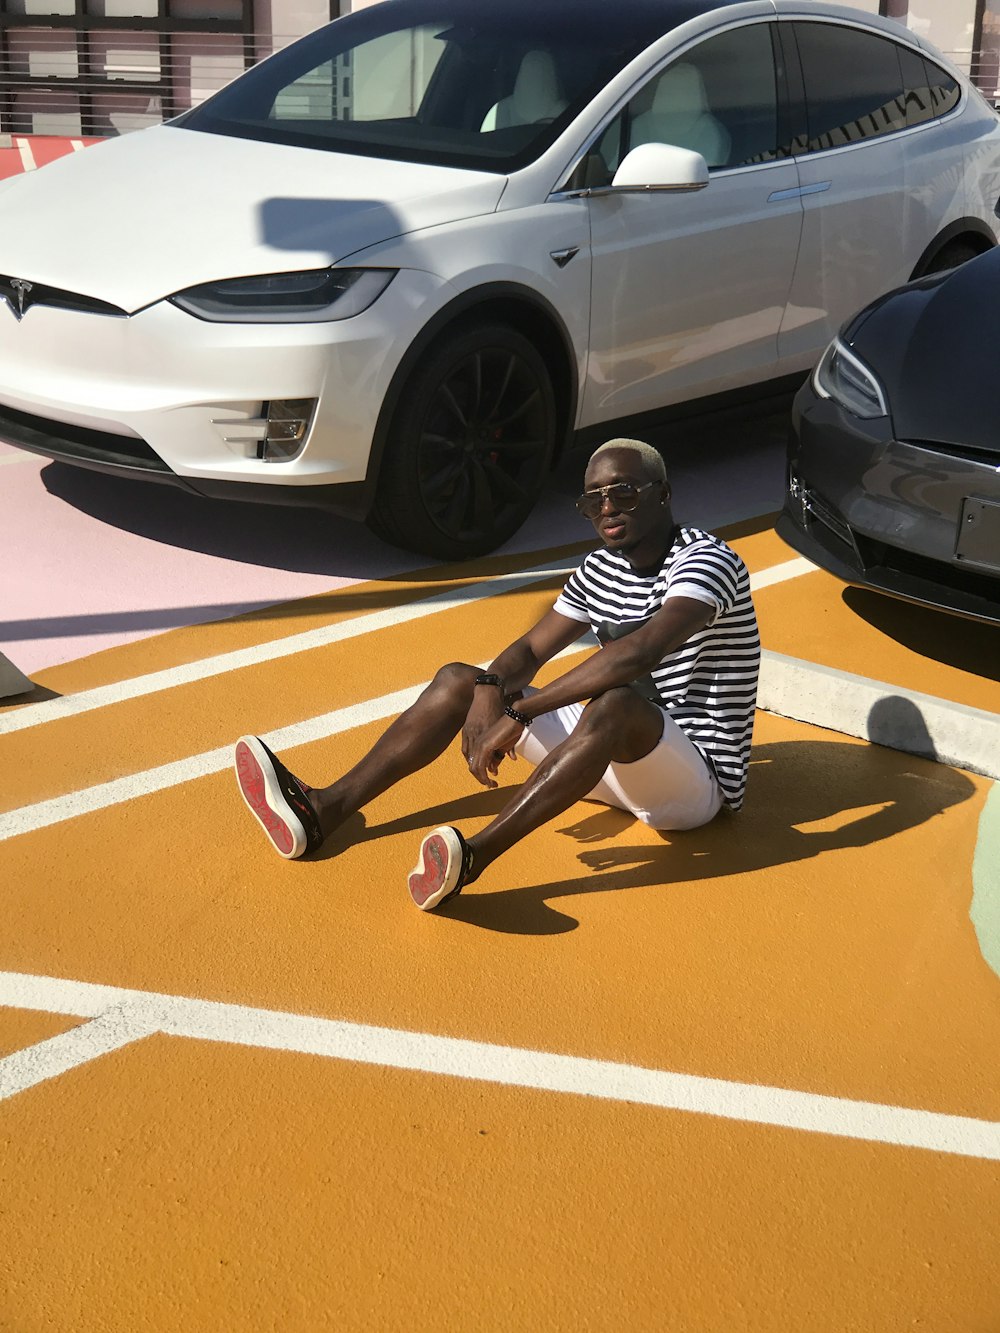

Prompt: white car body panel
[584,157,802,420]
[0,127,506,309]
[342,201,594,421]
[0,269,449,485]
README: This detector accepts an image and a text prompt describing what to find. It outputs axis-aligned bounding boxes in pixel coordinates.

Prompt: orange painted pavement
[0,1008,82,1059]
[1,522,998,1329]
[763,553,1000,714]
[2,1038,999,1332]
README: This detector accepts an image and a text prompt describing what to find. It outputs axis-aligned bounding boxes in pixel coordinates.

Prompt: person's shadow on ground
[329,741,981,938]
[330,737,975,935]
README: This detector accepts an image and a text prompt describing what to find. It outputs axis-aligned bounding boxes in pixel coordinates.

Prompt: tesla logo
[8,278,33,320]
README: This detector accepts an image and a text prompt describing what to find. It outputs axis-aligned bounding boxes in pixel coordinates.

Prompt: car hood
[0,126,507,312]
[850,250,1000,457]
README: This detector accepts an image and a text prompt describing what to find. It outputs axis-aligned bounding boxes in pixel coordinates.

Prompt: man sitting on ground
[234,438,761,910]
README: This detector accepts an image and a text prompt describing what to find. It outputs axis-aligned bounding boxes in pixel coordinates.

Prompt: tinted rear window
[794,22,906,153]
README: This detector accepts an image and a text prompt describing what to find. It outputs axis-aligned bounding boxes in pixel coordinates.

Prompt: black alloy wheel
[370,322,558,559]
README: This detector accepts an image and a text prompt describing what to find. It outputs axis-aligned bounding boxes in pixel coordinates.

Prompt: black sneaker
[408,825,474,911]
[234,735,324,860]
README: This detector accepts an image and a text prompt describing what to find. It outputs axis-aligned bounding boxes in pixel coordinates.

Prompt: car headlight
[812,338,888,419]
[169,268,396,323]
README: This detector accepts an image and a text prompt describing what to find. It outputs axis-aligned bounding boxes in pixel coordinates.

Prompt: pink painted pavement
[0,443,416,675]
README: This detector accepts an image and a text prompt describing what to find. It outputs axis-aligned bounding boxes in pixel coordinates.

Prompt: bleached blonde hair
[588,437,667,482]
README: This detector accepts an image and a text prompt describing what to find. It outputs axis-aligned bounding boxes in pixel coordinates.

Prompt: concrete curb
[0,652,33,699]
[759,649,1000,780]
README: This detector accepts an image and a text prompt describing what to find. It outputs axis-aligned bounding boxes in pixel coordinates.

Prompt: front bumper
[779,385,1000,625]
[0,267,448,514]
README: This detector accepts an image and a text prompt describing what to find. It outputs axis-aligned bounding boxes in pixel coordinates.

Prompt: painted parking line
[0,1005,156,1101]
[0,560,817,839]
[0,556,814,738]
[0,679,430,841]
[2,968,999,1161]
[8,551,1000,841]
[0,559,581,737]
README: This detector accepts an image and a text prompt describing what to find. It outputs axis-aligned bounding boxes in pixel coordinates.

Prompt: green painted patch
[972,782,1000,982]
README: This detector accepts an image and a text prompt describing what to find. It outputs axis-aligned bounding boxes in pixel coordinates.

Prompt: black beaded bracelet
[504,702,532,728]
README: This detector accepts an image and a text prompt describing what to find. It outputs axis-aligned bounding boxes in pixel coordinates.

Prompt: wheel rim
[416,346,552,545]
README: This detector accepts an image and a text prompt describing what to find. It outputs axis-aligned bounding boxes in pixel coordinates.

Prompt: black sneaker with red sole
[234,735,324,859]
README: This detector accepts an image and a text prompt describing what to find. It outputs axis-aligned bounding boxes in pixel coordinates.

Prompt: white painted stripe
[70,139,84,151]
[0,561,815,841]
[5,636,998,842]
[1,969,998,1159]
[0,680,429,841]
[0,641,580,839]
[749,555,814,591]
[0,556,811,737]
[0,451,36,468]
[759,650,1000,781]
[15,137,35,172]
[0,1007,154,1102]
[0,559,582,737]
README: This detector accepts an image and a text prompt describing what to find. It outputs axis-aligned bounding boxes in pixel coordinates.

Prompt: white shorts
[513,688,724,831]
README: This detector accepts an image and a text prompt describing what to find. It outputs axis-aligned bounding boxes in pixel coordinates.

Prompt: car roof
[364,0,764,42]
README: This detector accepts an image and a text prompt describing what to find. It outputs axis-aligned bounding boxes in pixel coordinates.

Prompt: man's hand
[466,712,525,789]
[461,690,506,769]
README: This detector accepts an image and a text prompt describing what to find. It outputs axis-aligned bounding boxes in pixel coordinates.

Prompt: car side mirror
[610,143,709,192]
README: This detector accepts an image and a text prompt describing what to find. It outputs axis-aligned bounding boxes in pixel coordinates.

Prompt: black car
[778,246,1000,625]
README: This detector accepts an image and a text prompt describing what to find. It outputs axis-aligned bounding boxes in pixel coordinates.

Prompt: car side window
[792,22,907,153]
[898,45,961,127]
[626,24,780,170]
[560,22,781,189]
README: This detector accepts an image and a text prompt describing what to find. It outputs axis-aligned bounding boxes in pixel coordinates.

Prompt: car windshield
[176,0,673,172]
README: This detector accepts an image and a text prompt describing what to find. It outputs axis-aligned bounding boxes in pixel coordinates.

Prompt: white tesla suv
[1,0,998,558]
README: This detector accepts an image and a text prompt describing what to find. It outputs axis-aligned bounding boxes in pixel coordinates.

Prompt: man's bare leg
[309,662,479,839]
[465,686,664,880]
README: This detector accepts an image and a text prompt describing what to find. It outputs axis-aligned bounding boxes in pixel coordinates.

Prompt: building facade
[0,0,997,139]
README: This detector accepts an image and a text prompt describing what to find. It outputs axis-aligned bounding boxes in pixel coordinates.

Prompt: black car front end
[777,258,1000,626]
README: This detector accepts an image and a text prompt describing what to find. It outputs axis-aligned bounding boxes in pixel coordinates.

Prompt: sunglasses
[574,480,655,521]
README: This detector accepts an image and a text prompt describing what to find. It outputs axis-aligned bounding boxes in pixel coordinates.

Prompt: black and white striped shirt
[553,526,760,810]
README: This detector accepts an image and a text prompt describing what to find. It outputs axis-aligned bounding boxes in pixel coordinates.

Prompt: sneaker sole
[234,737,307,860]
[408,830,461,911]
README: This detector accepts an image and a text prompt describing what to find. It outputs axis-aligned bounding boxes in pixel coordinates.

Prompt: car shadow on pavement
[352,738,976,935]
[843,587,1000,683]
[40,462,405,578]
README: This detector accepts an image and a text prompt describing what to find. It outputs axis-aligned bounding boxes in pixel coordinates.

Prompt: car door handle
[767,181,832,203]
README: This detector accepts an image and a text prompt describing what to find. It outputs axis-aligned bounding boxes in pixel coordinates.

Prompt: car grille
[0,400,169,471]
[803,486,857,553]
[856,536,1000,604]
[0,274,127,319]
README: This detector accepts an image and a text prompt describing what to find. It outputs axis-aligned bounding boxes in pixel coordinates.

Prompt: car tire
[369,321,558,560]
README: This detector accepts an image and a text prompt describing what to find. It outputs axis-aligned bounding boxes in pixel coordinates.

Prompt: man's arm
[485,608,591,694]
[461,608,589,763]
[466,595,714,785]
[517,596,713,718]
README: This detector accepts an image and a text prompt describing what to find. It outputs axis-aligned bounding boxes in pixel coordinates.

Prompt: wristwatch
[474,673,504,689]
